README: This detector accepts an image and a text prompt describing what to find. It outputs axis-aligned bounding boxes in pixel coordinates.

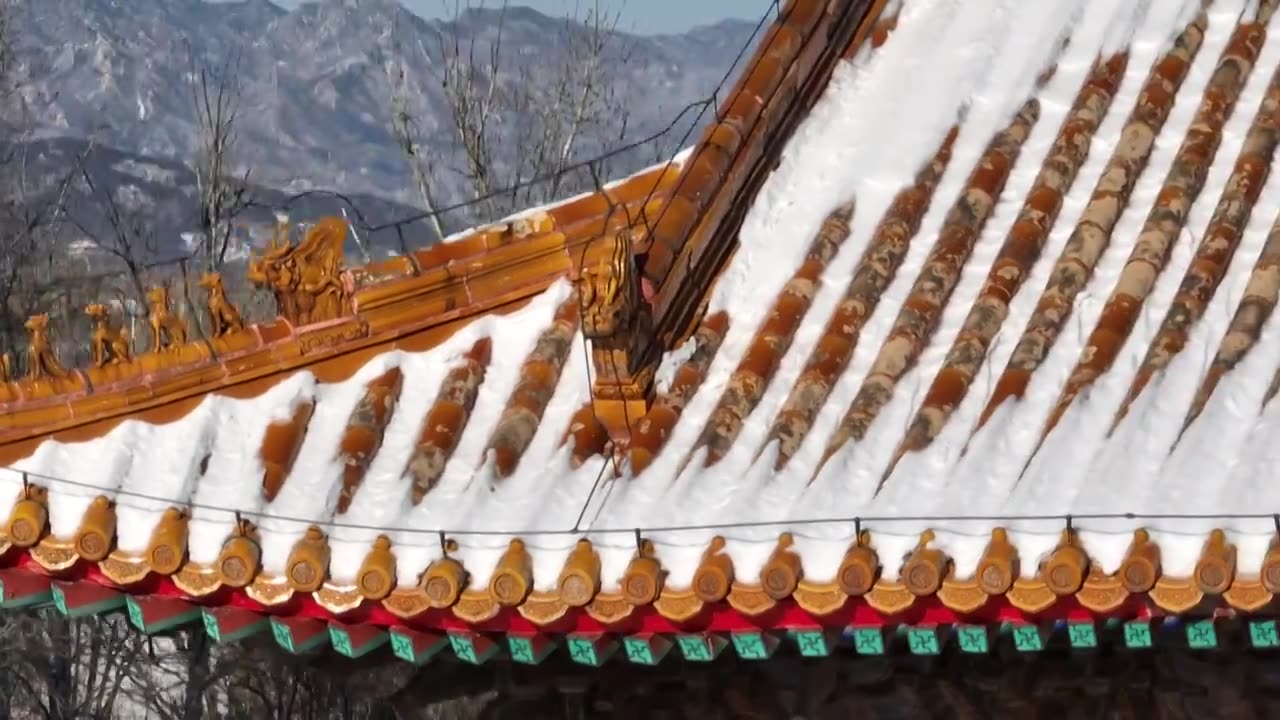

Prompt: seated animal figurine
[24,314,66,379]
[199,272,244,337]
[146,287,188,353]
[84,303,132,367]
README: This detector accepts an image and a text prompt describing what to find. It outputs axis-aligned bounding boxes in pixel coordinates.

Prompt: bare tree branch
[385,0,635,234]
[188,44,254,270]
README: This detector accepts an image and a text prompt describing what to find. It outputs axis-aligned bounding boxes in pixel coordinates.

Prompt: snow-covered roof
[4,0,1280,635]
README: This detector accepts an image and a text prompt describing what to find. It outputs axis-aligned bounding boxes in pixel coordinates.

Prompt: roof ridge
[0,161,682,452]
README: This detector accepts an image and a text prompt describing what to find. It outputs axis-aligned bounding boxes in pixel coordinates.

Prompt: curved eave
[0,541,1269,631]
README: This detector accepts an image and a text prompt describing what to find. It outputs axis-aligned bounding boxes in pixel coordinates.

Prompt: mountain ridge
[7,0,756,223]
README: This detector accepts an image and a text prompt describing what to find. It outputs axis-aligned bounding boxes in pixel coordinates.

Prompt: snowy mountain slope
[7,0,756,208]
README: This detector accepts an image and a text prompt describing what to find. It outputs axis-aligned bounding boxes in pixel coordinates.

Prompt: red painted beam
[51,580,124,617]
[202,606,269,643]
[270,617,329,654]
[0,568,52,609]
[126,596,201,634]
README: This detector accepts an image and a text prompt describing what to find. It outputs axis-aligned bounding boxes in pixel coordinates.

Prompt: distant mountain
[6,0,756,239]
[13,136,429,261]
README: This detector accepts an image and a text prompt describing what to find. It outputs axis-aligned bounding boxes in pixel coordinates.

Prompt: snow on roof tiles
[4,0,1280,629]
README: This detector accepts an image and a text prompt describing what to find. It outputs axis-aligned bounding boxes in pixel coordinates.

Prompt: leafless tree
[0,610,146,720]
[124,630,223,720]
[188,47,254,270]
[385,0,635,236]
[48,46,261,357]
[508,0,632,203]
[0,0,94,370]
[66,151,158,306]
[386,19,449,244]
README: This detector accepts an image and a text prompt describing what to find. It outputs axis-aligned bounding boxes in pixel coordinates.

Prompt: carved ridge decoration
[578,229,659,436]
[297,320,370,355]
[0,189,677,446]
[146,287,188,354]
[85,304,132,367]
[24,314,67,381]
[249,218,352,328]
[349,163,681,310]
[198,273,245,338]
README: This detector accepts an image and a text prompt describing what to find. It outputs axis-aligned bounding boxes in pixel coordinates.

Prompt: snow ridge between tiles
[497,333,601,592]
[1219,342,1280,571]
[891,0,1153,549]
[862,0,1131,578]
[389,279,574,587]
[1172,210,1280,576]
[980,0,1248,574]
[959,0,1236,520]
[741,0,1090,582]
[1031,0,1256,572]
[1144,12,1280,559]
[29,423,139,541]
[847,0,1088,521]
[325,326,493,582]
[951,1,1228,573]
[594,0,967,586]
[188,375,317,565]
[1075,2,1280,576]
[112,400,217,554]
[1151,158,1280,575]
[258,351,404,575]
[451,321,593,592]
[597,0,1040,588]
[759,0,1083,583]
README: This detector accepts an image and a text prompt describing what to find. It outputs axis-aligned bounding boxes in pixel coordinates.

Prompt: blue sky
[265,0,765,34]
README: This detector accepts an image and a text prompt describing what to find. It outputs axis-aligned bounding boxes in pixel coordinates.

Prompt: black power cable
[0,465,1269,539]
